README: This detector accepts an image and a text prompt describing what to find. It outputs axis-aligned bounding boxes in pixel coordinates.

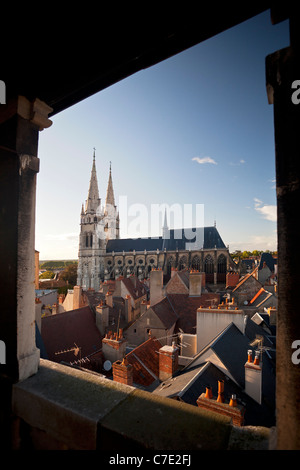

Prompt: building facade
[77,153,234,290]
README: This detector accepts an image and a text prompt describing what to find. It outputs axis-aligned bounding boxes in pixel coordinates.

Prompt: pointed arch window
[178,256,187,270]
[191,255,200,271]
[204,255,214,274]
[217,254,227,274]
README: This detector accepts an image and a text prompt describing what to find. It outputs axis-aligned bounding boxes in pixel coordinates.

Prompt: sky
[36,11,290,260]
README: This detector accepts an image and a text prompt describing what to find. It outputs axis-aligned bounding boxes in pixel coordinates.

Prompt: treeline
[230,250,277,260]
[39,260,78,270]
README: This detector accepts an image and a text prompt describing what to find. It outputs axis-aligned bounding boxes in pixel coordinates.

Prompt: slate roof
[106,226,226,253]
[40,306,103,364]
[152,314,276,427]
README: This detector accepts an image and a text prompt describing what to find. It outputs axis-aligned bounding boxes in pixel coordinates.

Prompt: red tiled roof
[150,297,178,329]
[232,267,259,292]
[121,276,146,300]
[41,306,102,363]
[126,336,163,387]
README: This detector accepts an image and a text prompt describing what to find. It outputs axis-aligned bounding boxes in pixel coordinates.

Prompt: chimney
[150,268,164,306]
[102,330,127,363]
[244,350,262,404]
[95,302,109,335]
[52,303,58,315]
[105,291,113,308]
[141,298,148,315]
[189,270,202,296]
[226,272,240,289]
[112,357,133,386]
[159,341,179,382]
[58,294,65,304]
[124,294,133,323]
[196,381,245,426]
[73,285,82,310]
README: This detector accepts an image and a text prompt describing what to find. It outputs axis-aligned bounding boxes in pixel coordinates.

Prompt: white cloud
[254,198,277,222]
[229,159,246,166]
[192,156,217,165]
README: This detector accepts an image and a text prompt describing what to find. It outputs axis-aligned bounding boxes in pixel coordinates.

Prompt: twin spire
[84,149,115,214]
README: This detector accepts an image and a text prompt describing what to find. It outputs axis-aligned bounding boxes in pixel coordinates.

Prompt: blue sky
[36,11,289,260]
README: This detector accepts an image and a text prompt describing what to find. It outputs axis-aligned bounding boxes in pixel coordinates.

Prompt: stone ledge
[12,359,271,450]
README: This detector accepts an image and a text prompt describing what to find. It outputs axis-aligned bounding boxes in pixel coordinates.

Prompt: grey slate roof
[106,226,226,253]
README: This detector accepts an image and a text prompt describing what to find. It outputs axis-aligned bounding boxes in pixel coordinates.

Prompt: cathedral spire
[85,149,100,213]
[105,161,115,209]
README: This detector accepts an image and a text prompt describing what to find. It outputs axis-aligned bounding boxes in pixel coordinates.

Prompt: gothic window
[167,256,174,276]
[217,254,227,273]
[85,234,89,247]
[204,255,214,274]
[191,255,200,271]
[179,256,187,270]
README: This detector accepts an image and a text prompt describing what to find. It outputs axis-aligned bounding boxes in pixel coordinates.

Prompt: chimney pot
[229,394,237,407]
[217,380,225,403]
[247,349,253,362]
[205,386,213,399]
[254,351,260,365]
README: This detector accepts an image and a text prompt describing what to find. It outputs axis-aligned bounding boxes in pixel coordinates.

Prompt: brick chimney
[102,329,127,364]
[112,356,133,386]
[105,290,113,308]
[73,285,82,310]
[189,270,202,296]
[197,381,245,426]
[244,350,262,404]
[159,341,179,382]
[58,293,65,304]
[150,268,164,306]
[226,272,240,289]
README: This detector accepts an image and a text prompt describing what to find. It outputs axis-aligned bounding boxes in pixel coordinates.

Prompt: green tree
[59,263,78,287]
[39,270,55,279]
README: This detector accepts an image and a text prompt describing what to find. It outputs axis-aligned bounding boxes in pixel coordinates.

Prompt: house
[125,268,220,348]
[39,306,104,373]
[231,268,262,307]
[151,313,276,427]
[248,287,277,312]
[114,336,163,388]
[165,268,205,295]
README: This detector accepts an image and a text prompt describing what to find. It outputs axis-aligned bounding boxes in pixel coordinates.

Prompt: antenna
[249,335,274,362]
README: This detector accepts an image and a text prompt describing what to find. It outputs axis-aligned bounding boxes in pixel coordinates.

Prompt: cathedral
[77,152,233,290]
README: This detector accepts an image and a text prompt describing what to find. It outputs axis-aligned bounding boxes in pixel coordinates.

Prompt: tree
[59,263,78,287]
[39,270,55,279]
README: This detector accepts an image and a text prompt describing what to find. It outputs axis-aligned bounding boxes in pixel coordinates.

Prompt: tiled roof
[126,336,163,387]
[232,267,260,292]
[41,306,102,364]
[121,276,147,300]
[168,293,220,334]
[150,297,178,329]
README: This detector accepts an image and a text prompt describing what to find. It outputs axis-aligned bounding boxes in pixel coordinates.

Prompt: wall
[196,309,245,352]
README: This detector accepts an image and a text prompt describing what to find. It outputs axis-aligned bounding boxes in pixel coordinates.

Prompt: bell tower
[77,152,119,289]
[77,150,105,290]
